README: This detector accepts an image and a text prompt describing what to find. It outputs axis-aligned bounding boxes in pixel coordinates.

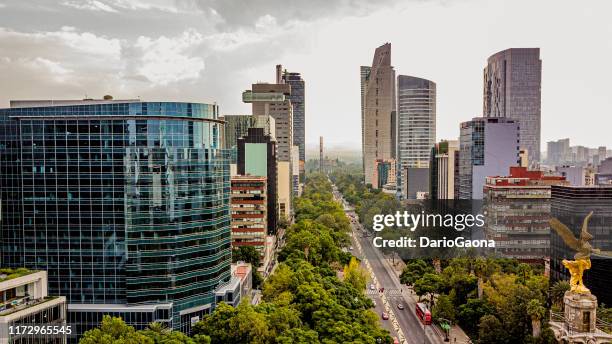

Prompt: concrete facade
[362,43,396,186]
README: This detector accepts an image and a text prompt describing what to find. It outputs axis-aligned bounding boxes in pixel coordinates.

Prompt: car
[372,300,376,307]
[393,337,400,344]
[349,246,354,250]
[381,312,389,320]
[397,303,405,310]
[369,284,376,290]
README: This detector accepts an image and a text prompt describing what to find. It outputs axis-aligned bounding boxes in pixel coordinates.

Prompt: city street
[349,218,443,344]
[333,186,444,344]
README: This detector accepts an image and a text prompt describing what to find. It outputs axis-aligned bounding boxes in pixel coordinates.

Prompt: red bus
[416,302,432,325]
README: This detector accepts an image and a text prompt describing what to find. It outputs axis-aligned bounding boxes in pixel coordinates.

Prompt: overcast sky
[1,0,611,153]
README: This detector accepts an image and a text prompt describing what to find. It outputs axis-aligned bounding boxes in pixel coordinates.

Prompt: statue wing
[592,249,612,258]
[550,217,580,251]
[580,211,594,241]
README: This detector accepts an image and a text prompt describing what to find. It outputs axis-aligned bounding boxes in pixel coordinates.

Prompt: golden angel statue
[549,211,612,294]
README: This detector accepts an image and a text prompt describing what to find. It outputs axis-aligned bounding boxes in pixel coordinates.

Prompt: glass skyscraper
[0,100,232,336]
[396,75,436,198]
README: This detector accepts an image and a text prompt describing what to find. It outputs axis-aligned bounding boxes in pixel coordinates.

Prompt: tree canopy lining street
[80,173,393,344]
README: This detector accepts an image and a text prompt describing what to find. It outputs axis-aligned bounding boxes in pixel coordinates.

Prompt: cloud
[61,0,117,12]
[60,0,202,14]
[132,29,205,85]
[0,26,121,63]
[190,0,401,29]
[28,58,74,82]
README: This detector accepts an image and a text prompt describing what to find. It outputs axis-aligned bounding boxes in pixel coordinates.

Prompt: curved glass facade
[0,102,231,333]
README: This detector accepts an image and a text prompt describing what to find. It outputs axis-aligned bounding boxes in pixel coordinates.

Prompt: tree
[80,316,153,344]
[457,298,493,338]
[228,303,271,344]
[478,314,509,344]
[276,328,321,344]
[526,299,546,338]
[400,259,434,286]
[413,273,444,305]
[262,264,294,302]
[473,257,500,299]
[232,246,261,267]
[343,257,369,291]
[193,303,237,344]
[473,257,487,299]
[550,280,570,310]
[432,294,456,324]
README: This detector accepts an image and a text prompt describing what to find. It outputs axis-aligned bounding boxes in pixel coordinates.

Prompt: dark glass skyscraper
[550,185,612,306]
[0,100,232,335]
[282,69,305,171]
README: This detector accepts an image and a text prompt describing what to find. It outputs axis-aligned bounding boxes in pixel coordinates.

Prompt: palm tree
[526,299,546,338]
[550,280,571,310]
[473,257,486,299]
[147,322,170,334]
[473,258,499,299]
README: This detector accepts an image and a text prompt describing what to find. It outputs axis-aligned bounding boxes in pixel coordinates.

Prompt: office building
[237,128,278,235]
[291,145,301,196]
[598,146,607,161]
[430,140,459,199]
[596,157,612,185]
[277,161,292,219]
[230,176,269,267]
[396,75,436,196]
[214,262,253,308]
[403,167,430,200]
[483,48,541,165]
[556,166,588,186]
[373,159,396,191]
[362,43,396,186]
[550,185,612,306]
[282,67,305,176]
[360,65,371,164]
[483,167,568,261]
[0,99,232,336]
[458,117,520,199]
[243,67,294,221]
[1,269,67,344]
[243,76,293,163]
[547,138,570,166]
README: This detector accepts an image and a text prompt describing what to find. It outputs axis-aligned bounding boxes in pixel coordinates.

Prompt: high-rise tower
[282,68,305,177]
[0,99,232,336]
[362,43,396,186]
[483,48,541,165]
[396,75,436,197]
